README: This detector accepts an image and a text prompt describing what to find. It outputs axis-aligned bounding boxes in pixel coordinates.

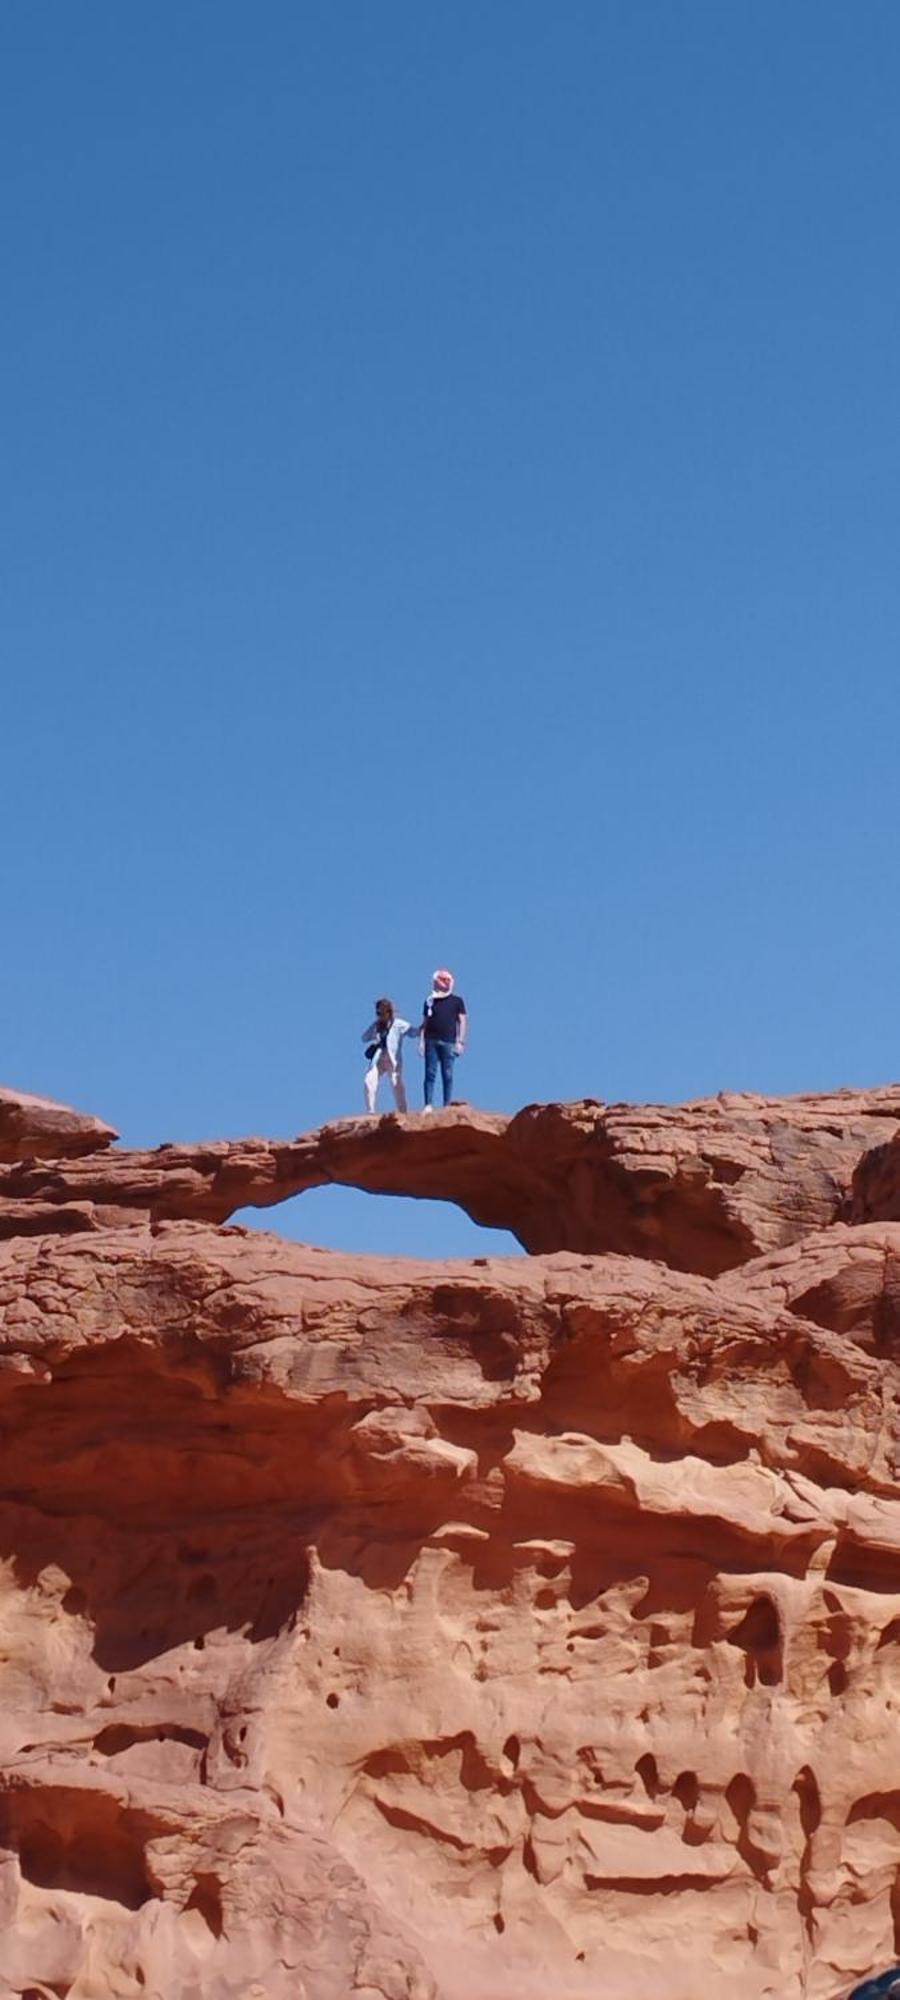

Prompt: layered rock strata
[0,1087,898,2000]
[4,1084,900,1273]
[0,1082,117,1164]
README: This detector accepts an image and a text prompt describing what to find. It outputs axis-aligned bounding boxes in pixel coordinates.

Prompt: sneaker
[422,1105,434,1116]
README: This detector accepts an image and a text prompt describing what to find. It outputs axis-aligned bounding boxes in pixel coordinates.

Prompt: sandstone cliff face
[0,1088,898,2000]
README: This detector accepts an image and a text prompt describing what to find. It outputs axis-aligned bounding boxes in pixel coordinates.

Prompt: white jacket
[361,1017,414,1070]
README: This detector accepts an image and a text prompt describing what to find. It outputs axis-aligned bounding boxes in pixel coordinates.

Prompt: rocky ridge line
[3,1083,900,1274]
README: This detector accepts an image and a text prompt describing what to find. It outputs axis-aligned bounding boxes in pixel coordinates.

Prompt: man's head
[433,969,454,993]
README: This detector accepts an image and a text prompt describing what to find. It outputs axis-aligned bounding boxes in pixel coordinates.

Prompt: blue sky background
[3,2,899,1256]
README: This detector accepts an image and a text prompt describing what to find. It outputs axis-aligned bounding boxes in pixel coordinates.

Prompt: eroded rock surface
[0,1082,117,1164]
[4,1085,900,1273]
[852,1130,900,1230]
[725,1223,900,1359]
[0,1084,898,1999]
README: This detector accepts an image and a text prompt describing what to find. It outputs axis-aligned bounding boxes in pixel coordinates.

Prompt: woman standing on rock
[361,997,414,1115]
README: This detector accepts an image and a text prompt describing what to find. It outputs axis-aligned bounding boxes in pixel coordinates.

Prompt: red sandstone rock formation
[725,1222,900,1358]
[851,1127,900,1230]
[0,1084,898,1999]
[3,1084,900,1271]
[0,1082,117,1164]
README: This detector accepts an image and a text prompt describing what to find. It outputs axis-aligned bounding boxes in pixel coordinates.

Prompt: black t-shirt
[422,993,466,1042]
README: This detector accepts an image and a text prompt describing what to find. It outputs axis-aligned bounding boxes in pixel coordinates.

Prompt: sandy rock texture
[3,1085,900,1272]
[0,1087,898,2000]
[0,1083,117,1165]
[852,1130,900,1231]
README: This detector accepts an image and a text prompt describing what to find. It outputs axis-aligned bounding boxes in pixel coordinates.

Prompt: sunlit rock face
[0,1081,117,1164]
[5,1084,900,1268]
[0,1088,898,2000]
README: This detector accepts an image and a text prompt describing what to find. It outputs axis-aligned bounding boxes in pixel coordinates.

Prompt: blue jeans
[424,1039,456,1106]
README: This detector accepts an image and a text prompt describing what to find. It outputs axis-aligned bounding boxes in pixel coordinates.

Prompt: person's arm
[362,1021,378,1045]
[455,1006,467,1054]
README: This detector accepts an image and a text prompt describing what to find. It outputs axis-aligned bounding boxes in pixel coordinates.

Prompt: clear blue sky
[3,2,899,1256]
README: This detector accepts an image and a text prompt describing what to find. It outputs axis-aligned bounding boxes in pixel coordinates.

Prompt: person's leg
[364,1060,379,1114]
[438,1040,456,1106]
[391,1068,407,1113]
[424,1040,438,1107]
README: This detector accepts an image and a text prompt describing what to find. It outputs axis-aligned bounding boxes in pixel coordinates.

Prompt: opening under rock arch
[232,1185,523,1261]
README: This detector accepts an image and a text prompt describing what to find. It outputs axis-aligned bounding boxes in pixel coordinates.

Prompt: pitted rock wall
[0,1087,898,1999]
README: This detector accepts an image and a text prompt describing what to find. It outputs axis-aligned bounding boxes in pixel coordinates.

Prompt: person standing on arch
[419,968,467,1111]
[361,996,414,1115]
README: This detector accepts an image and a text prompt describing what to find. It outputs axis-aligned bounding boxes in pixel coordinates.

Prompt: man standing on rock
[420,969,467,1111]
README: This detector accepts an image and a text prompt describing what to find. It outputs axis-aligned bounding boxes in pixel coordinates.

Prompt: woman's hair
[374,996,395,1024]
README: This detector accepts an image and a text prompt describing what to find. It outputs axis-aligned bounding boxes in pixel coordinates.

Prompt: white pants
[364,1054,407,1115]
